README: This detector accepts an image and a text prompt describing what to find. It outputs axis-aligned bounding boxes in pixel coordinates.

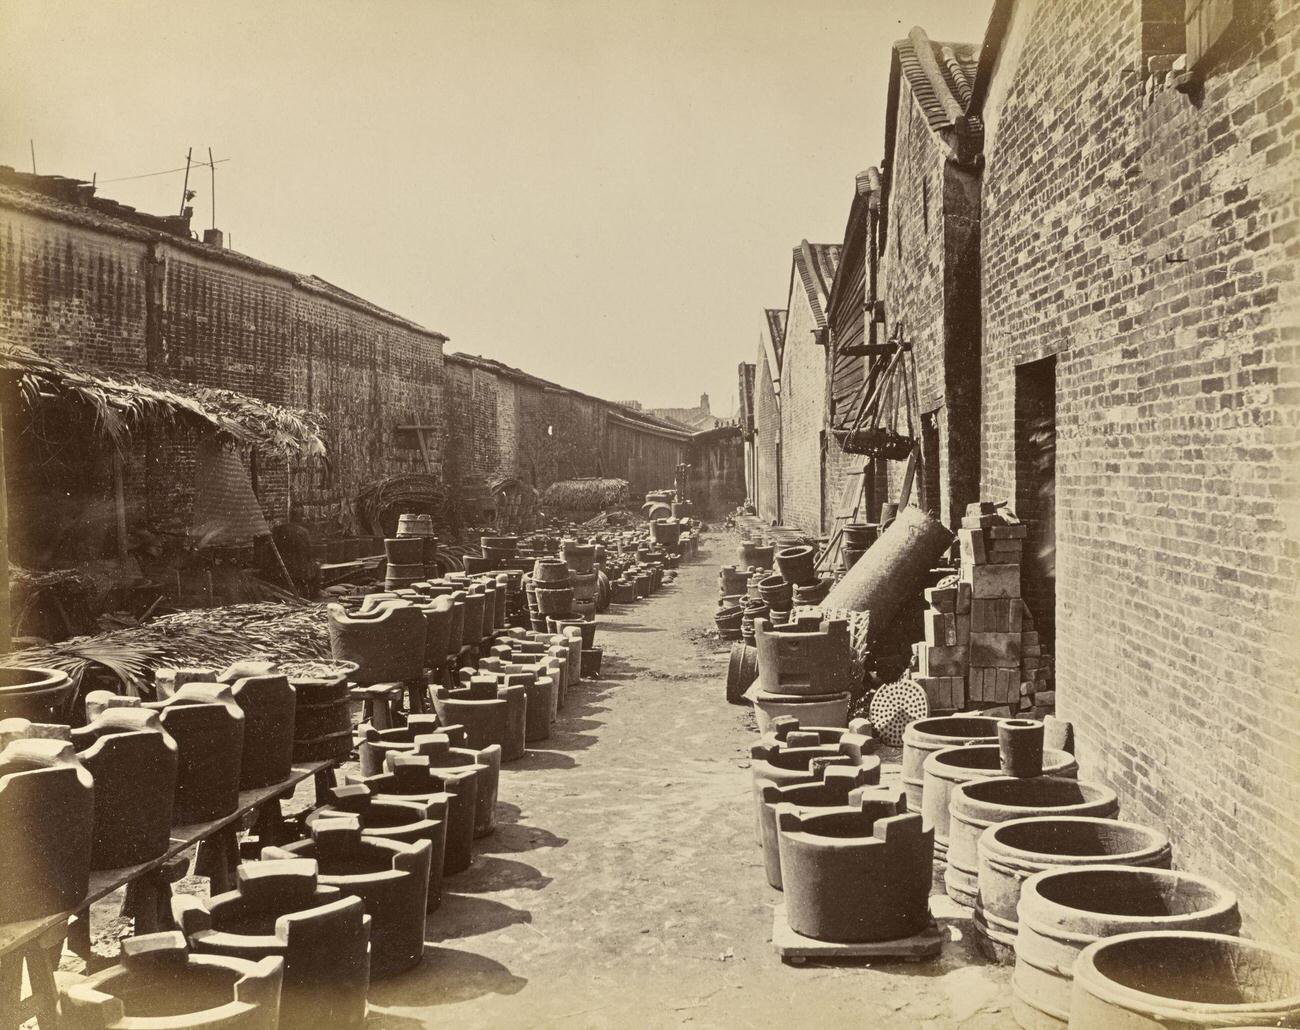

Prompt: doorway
[1015,357,1056,649]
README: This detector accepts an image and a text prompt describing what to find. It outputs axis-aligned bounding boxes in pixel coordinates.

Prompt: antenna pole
[208,147,216,229]
[29,140,36,174]
[179,147,192,216]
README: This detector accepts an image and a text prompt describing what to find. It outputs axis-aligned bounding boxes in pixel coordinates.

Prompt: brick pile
[912,502,1054,713]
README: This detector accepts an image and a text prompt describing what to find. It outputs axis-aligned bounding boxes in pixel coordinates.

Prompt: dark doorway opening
[1015,357,1057,649]
[920,410,941,516]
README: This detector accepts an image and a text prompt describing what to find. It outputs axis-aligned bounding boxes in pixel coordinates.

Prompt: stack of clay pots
[390,512,439,586]
[746,612,853,732]
[561,539,600,620]
[530,558,573,623]
[775,544,830,606]
[840,522,877,571]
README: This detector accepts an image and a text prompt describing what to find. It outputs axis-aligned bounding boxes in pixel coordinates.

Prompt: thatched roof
[1,343,327,459]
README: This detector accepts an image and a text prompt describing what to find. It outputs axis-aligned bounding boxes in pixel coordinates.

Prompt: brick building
[746,0,1300,941]
[777,241,841,534]
[0,167,714,553]
[442,352,695,509]
[876,29,983,530]
[970,0,1300,941]
[0,168,444,546]
[753,308,785,523]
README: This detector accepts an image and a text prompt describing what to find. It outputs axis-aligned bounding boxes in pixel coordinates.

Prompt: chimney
[203,228,225,248]
[699,392,710,413]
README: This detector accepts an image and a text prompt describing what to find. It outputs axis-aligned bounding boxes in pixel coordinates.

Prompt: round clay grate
[869,678,930,746]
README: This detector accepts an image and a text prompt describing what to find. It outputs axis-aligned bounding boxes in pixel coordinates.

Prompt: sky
[0,0,993,417]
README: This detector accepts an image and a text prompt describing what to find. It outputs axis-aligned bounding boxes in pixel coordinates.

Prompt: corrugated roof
[792,241,842,330]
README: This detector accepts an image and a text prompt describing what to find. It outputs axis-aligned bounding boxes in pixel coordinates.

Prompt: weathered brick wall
[779,285,826,533]
[0,210,149,369]
[981,0,1300,941]
[0,203,446,542]
[288,284,442,529]
[877,79,983,530]
[689,428,746,516]
[754,350,781,523]
[152,247,297,528]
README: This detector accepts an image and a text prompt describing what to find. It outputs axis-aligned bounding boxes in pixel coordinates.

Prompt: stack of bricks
[916,580,968,710]
[960,502,1026,707]
[913,502,1054,712]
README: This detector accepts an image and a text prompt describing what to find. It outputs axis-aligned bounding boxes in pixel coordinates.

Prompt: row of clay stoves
[0,596,607,1027]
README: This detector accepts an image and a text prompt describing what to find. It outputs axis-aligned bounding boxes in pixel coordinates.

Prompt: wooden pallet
[772,906,942,965]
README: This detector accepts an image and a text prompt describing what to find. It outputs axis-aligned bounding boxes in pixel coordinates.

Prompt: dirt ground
[361,532,1013,1029]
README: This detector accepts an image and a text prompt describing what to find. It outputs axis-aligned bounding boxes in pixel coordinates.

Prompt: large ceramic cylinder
[60,932,284,1030]
[266,819,432,980]
[0,738,94,922]
[174,860,370,1030]
[921,744,1077,863]
[978,816,1172,967]
[820,506,954,633]
[1069,931,1300,1030]
[1013,866,1239,1028]
[900,715,1003,812]
[946,776,1118,909]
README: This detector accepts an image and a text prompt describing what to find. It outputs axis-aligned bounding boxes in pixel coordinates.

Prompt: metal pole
[29,139,36,174]
[179,147,192,216]
[208,147,216,229]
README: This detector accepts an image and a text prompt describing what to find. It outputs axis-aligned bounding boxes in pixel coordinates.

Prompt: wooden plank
[772,907,943,964]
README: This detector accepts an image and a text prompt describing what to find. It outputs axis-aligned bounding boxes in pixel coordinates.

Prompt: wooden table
[0,759,338,1029]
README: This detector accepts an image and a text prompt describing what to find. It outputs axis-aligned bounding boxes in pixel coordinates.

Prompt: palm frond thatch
[2,601,331,697]
[0,342,327,459]
[541,477,631,512]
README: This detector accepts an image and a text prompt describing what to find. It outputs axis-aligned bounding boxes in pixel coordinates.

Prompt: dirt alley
[367,533,1013,1029]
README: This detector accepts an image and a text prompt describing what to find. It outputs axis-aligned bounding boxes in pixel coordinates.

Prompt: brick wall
[0,198,446,545]
[444,355,688,504]
[688,427,746,516]
[878,77,982,530]
[0,209,149,370]
[754,350,781,523]
[980,0,1300,941]
[779,281,827,533]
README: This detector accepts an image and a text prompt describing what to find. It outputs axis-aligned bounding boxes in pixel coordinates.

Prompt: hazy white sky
[1,0,992,415]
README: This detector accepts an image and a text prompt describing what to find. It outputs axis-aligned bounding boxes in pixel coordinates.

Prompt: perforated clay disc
[869,679,930,746]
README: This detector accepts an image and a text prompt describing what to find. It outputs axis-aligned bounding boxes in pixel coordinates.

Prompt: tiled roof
[764,308,788,369]
[792,241,842,330]
[893,27,983,141]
